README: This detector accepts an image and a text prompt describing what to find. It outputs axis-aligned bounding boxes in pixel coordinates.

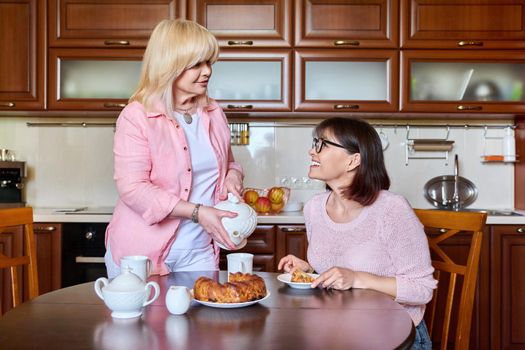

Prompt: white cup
[121,256,151,282]
[227,253,253,278]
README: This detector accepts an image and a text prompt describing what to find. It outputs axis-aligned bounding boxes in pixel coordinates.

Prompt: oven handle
[75,256,105,264]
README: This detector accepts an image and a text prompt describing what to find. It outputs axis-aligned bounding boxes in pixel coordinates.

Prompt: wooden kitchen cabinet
[401,50,525,114]
[490,225,525,350]
[189,0,292,48]
[33,223,62,296]
[49,0,183,48]
[275,225,308,270]
[209,49,292,112]
[401,0,525,49]
[48,48,144,110]
[0,0,45,111]
[295,49,398,112]
[295,0,398,48]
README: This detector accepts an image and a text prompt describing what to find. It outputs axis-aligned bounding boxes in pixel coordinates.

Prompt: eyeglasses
[312,137,346,153]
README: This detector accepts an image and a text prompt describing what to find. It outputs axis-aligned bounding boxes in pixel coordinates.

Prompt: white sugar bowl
[214,193,257,249]
[94,268,160,319]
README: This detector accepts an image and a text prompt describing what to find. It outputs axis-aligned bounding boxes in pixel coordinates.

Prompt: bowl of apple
[242,187,290,214]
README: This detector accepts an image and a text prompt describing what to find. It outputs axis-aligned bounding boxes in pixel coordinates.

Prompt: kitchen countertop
[32,207,525,225]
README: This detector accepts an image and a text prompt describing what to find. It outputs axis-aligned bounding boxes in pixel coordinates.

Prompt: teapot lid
[215,193,255,220]
[105,267,144,292]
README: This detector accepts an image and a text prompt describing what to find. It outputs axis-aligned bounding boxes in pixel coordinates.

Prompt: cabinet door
[491,225,525,350]
[424,227,490,350]
[295,49,398,112]
[275,225,307,271]
[209,49,292,112]
[48,48,144,110]
[401,50,525,114]
[33,223,62,295]
[189,0,292,48]
[49,0,182,48]
[295,0,398,48]
[401,0,525,49]
[0,0,45,111]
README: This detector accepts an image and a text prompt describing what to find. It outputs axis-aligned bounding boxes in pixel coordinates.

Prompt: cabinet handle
[457,105,482,111]
[333,40,360,46]
[34,226,56,232]
[334,104,359,110]
[281,226,306,232]
[227,104,254,109]
[457,40,483,47]
[439,228,447,233]
[104,40,130,46]
[227,40,254,46]
[518,228,524,233]
[103,103,126,108]
[0,102,15,107]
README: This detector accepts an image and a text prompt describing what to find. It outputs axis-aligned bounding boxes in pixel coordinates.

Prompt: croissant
[291,269,315,283]
[194,273,267,303]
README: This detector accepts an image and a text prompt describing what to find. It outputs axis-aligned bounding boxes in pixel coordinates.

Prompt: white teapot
[214,193,257,250]
[94,268,160,319]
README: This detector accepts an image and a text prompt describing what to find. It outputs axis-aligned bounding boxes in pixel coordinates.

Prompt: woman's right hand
[278,255,311,273]
[198,206,238,250]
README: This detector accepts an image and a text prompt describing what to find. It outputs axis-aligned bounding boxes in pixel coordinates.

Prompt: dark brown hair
[314,117,390,206]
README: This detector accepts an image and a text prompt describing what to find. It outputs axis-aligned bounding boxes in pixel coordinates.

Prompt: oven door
[62,223,108,287]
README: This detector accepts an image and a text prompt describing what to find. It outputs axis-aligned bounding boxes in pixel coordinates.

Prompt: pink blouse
[304,190,437,325]
[106,99,243,275]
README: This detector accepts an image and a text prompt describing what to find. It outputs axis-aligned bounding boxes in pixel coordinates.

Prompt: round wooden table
[0,271,415,349]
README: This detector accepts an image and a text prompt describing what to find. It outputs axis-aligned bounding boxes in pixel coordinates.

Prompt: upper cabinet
[295,0,398,48]
[188,0,292,47]
[401,0,525,49]
[401,50,525,114]
[49,0,183,48]
[0,0,45,111]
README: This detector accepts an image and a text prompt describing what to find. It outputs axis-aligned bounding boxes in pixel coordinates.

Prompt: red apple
[243,190,259,206]
[254,196,271,213]
[270,202,285,213]
[268,187,286,204]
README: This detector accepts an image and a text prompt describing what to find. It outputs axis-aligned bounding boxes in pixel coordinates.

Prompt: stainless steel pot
[423,155,478,209]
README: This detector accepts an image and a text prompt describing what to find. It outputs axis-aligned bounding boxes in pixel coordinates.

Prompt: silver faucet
[452,154,460,210]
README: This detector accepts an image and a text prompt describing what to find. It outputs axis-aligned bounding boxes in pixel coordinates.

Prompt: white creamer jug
[214,193,257,250]
[165,286,192,315]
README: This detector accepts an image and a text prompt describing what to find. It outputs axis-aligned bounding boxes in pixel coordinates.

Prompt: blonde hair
[130,19,219,115]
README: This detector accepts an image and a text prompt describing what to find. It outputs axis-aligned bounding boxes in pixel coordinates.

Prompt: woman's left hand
[311,267,357,290]
[221,169,244,200]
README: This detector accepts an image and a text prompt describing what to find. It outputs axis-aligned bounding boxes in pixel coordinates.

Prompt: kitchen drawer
[237,225,276,254]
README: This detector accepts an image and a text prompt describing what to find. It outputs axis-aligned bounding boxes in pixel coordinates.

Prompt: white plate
[277,273,319,289]
[216,238,247,251]
[193,292,270,309]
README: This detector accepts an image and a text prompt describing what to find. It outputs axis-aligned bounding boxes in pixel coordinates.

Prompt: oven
[62,223,108,287]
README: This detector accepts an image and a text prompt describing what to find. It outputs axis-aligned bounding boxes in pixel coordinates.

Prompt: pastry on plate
[291,269,315,283]
[193,273,267,303]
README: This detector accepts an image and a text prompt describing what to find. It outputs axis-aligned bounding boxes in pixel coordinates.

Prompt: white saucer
[193,292,270,309]
[277,273,319,289]
[216,238,247,251]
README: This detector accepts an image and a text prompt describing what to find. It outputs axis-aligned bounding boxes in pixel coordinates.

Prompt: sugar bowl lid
[104,267,145,292]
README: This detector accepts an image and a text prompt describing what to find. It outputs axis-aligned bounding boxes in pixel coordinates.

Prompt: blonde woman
[105,19,244,277]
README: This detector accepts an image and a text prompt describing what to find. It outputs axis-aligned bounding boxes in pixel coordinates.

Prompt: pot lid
[424,175,478,209]
[104,267,144,292]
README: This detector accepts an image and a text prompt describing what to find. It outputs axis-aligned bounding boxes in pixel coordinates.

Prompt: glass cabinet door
[295,50,398,112]
[401,50,525,114]
[49,49,143,110]
[208,49,292,112]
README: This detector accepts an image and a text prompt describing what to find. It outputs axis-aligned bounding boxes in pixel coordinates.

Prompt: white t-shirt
[168,112,219,250]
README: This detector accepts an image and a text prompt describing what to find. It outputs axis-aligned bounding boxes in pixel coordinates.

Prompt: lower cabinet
[491,225,525,350]
[0,222,62,315]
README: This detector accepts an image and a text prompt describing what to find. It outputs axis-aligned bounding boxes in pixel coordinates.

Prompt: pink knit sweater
[304,190,437,326]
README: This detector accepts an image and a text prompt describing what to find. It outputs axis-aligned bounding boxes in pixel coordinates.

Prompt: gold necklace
[174,105,194,124]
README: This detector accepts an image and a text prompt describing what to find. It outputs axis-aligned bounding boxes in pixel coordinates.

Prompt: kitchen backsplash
[0,117,515,210]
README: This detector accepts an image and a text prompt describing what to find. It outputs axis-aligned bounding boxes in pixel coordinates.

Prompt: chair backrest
[414,209,487,350]
[0,207,39,310]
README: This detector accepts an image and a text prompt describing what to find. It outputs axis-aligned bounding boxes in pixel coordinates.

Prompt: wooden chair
[414,209,487,350]
[0,207,39,310]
